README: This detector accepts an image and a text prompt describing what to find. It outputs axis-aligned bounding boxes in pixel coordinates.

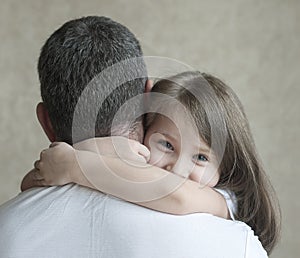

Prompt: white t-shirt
[0,184,267,258]
[215,188,237,220]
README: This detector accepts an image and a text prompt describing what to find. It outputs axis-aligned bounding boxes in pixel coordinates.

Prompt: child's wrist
[69,150,81,184]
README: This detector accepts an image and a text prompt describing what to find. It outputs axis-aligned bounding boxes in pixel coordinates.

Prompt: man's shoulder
[0,185,267,258]
[0,183,104,207]
[0,184,110,257]
[0,184,106,226]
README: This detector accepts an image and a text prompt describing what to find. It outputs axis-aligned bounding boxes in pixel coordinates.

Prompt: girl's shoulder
[214,188,237,220]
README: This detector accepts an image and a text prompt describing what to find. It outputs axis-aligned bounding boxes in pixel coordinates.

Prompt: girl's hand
[21,142,77,191]
[21,137,150,191]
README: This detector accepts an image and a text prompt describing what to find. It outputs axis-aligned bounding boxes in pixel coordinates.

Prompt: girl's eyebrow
[192,141,211,154]
[197,146,211,154]
[153,130,178,142]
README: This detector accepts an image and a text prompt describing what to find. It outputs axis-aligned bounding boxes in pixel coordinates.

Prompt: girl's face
[144,114,220,187]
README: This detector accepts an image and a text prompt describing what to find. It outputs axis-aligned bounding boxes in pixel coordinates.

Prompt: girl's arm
[22,140,229,219]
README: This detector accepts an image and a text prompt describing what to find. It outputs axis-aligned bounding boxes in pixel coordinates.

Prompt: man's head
[37,16,148,144]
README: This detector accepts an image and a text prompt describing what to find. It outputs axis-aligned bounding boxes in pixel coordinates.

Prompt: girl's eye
[158,140,174,151]
[194,154,208,162]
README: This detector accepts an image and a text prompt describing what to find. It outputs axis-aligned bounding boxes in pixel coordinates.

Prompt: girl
[22,71,280,254]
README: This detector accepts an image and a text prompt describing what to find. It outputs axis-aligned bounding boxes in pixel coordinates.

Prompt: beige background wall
[0,0,299,257]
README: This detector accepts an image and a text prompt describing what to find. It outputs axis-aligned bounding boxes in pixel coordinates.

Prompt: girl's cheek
[199,168,219,187]
[189,167,219,187]
[189,171,203,183]
[147,144,170,169]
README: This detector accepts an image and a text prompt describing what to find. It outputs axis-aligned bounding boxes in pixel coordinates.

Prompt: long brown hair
[148,71,281,254]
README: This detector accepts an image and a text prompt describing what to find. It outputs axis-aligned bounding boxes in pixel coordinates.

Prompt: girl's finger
[40,149,47,160]
[50,142,60,148]
[34,160,41,170]
[32,169,44,181]
[138,145,150,162]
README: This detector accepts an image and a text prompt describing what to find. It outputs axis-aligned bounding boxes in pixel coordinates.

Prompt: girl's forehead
[151,114,202,142]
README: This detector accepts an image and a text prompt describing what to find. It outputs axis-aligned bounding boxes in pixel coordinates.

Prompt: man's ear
[145,79,153,93]
[36,102,56,142]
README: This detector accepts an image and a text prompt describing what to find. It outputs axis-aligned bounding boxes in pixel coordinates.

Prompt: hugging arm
[21,139,228,219]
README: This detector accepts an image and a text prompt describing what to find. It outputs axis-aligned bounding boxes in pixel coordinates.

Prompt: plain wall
[0,0,299,257]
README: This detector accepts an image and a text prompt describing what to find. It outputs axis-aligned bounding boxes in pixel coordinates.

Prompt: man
[0,16,267,257]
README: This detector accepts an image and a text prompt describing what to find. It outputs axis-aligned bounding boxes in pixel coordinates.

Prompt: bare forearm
[73,151,228,218]
[139,180,228,218]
